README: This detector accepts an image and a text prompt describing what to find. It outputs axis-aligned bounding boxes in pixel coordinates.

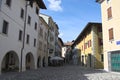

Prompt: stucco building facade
[0,0,46,74]
[72,22,103,69]
[97,0,120,72]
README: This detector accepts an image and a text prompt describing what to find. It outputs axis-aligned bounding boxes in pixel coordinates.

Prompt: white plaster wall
[0,0,40,73]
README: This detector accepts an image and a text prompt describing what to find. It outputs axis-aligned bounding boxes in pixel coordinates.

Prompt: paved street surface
[0,65,120,80]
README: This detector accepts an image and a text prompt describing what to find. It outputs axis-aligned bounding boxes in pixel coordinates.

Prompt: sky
[41,0,102,42]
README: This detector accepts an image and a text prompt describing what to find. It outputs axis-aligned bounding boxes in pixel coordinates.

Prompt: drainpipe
[47,25,50,66]
[0,0,2,11]
[20,1,28,72]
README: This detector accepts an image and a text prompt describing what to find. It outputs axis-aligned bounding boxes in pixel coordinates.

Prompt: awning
[50,56,64,61]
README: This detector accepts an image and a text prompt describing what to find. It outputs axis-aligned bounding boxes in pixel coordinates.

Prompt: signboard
[116,41,120,45]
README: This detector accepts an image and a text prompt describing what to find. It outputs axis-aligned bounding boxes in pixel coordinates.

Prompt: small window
[34,38,36,47]
[107,0,110,3]
[34,22,37,30]
[27,15,31,25]
[101,54,104,62]
[99,38,103,45]
[19,30,23,41]
[40,28,43,37]
[109,28,114,40]
[36,7,39,15]
[107,7,112,19]
[26,34,30,44]
[2,20,9,34]
[6,0,12,7]
[20,8,24,19]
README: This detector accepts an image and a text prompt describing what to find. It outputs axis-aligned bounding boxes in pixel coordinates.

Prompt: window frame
[2,20,9,35]
[109,28,114,41]
[18,30,23,41]
[107,7,112,19]
[34,38,36,47]
[20,8,24,19]
[27,15,31,25]
[6,0,12,7]
[34,22,37,30]
[26,34,30,44]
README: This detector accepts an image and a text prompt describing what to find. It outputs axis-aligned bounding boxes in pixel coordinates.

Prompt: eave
[26,0,47,9]
[96,0,105,4]
[72,22,102,47]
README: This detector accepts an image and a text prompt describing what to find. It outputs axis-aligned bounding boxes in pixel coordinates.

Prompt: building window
[109,28,114,40]
[107,0,110,3]
[34,38,36,47]
[19,30,22,41]
[36,7,39,15]
[20,8,24,19]
[39,41,42,50]
[26,34,30,44]
[2,20,9,35]
[6,0,12,7]
[34,22,37,30]
[99,38,103,45]
[82,45,83,51]
[84,43,87,49]
[44,33,47,41]
[107,7,112,19]
[28,15,31,25]
[40,28,43,37]
[101,54,104,62]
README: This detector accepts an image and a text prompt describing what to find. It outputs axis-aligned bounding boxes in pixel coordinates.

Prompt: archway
[37,56,41,68]
[26,53,35,70]
[1,51,19,73]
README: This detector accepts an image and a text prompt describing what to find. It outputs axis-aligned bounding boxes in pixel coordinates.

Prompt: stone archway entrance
[1,51,19,73]
[37,56,41,68]
[26,53,35,70]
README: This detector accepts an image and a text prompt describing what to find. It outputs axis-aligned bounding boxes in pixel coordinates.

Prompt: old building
[0,0,46,74]
[39,13,60,65]
[37,17,48,67]
[96,0,120,72]
[57,37,64,57]
[72,22,103,69]
[62,41,73,63]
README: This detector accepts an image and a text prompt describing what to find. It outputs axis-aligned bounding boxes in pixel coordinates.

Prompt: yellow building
[96,0,120,72]
[73,22,103,69]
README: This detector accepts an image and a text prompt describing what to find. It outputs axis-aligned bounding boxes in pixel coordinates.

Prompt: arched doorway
[1,51,19,73]
[26,53,35,70]
[37,56,41,68]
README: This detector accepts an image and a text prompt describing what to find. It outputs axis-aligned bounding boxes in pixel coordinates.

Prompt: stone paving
[0,65,120,80]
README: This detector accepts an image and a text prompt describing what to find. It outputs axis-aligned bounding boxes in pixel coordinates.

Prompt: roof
[27,0,47,9]
[96,0,105,3]
[72,22,102,47]
[58,37,64,46]
[64,41,74,46]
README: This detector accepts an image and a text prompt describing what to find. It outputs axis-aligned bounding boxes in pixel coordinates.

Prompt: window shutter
[107,7,112,19]
[109,28,114,40]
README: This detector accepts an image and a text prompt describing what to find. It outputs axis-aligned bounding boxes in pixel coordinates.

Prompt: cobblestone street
[0,65,120,80]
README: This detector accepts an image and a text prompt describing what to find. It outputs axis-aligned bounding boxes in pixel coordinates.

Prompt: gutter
[20,1,28,72]
[0,0,2,11]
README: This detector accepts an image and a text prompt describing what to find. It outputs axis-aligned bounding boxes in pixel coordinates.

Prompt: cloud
[59,31,64,37]
[47,0,63,12]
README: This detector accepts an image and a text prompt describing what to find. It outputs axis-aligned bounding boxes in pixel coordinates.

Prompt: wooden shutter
[109,28,114,40]
[107,7,112,19]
